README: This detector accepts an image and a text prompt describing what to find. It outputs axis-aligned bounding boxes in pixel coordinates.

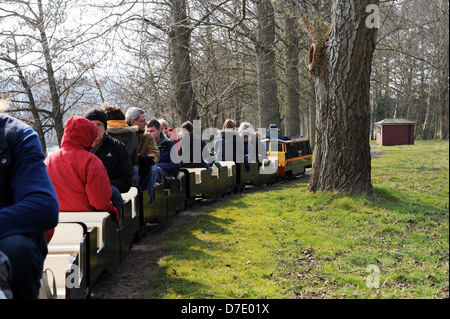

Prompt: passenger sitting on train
[145,119,180,197]
[102,103,139,186]
[0,112,59,299]
[178,120,210,170]
[125,107,160,192]
[240,130,256,166]
[84,108,132,220]
[238,122,256,165]
[44,116,119,225]
[238,121,267,166]
[214,119,247,171]
[157,118,179,151]
[254,131,268,164]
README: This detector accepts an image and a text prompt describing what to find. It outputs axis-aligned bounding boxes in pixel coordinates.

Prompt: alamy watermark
[66,264,81,289]
[365,264,380,289]
[366,4,380,29]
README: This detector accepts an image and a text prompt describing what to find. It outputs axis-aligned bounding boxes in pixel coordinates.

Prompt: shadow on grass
[371,186,447,218]
[148,267,209,298]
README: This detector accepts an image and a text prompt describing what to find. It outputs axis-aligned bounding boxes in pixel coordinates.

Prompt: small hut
[375,118,415,146]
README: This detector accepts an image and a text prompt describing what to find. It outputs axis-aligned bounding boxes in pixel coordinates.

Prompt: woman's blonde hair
[158,119,169,128]
[238,122,255,134]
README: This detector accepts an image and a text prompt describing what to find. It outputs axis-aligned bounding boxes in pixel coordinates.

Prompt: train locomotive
[43,136,313,299]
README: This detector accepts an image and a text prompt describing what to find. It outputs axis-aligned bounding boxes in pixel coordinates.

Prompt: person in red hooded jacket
[44,116,119,242]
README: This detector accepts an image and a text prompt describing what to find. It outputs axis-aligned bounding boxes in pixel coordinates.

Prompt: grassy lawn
[148,140,449,299]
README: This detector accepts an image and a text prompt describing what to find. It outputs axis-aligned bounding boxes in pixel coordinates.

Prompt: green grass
[147,140,449,299]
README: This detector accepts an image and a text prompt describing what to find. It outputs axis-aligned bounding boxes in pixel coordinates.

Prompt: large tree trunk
[307,0,378,195]
[256,0,280,129]
[422,89,434,140]
[169,0,198,123]
[284,16,301,136]
[308,79,316,147]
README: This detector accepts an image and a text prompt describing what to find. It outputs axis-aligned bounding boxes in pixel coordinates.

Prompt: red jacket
[45,116,119,242]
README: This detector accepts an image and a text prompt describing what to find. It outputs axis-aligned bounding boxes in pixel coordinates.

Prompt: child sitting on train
[145,119,180,197]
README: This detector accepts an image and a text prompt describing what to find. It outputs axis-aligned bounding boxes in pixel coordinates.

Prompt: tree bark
[169,0,198,123]
[307,0,378,195]
[308,79,316,146]
[284,16,301,136]
[256,0,280,129]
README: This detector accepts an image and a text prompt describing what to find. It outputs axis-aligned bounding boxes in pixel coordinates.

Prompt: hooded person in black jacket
[84,108,133,219]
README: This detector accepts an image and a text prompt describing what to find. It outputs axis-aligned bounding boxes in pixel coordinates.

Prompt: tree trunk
[169,0,198,123]
[256,0,280,129]
[422,90,434,140]
[284,16,300,136]
[308,79,316,146]
[307,0,378,195]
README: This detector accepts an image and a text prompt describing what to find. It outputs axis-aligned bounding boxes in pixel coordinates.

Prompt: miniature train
[43,138,313,299]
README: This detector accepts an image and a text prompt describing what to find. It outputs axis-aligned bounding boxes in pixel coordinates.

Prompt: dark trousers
[0,234,47,299]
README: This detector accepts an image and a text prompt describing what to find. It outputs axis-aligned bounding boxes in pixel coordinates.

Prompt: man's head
[84,108,108,147]
[147,119,161,142]
[125,107,147,132]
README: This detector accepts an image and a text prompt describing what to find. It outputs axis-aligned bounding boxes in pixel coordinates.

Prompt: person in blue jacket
[0,112,59,299]
[145,119,180,198]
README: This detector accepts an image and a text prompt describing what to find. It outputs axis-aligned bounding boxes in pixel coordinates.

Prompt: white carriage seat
[219,161,235,177]
[121,186,139,218]
[47,223,85,255]
[186,168,206,184]
[58,212,110,253]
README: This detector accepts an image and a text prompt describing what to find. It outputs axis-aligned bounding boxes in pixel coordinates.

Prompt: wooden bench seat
[48,223,85,255]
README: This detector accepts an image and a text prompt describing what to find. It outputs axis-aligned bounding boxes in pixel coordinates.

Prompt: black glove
[138,154,155,176]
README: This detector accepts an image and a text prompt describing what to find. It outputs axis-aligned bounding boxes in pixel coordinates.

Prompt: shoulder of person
[107,126,138,135]
[105,133,129,152]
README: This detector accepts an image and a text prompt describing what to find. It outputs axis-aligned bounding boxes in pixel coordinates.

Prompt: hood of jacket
[61,116,98,150]
[107,125,138,136]
[157,131,170,146]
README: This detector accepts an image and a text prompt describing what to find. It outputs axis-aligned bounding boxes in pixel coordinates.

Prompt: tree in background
[0,0,114,152]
